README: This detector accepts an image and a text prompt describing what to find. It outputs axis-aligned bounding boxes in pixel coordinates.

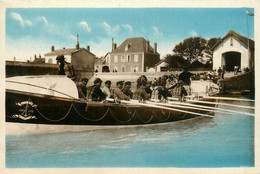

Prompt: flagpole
[246,10,254,70]
[246,11,250,70]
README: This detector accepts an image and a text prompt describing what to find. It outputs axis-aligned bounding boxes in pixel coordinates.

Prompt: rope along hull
[6,90,214,125]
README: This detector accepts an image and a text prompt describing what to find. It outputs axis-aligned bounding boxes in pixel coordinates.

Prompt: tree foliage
[166,37,221,69]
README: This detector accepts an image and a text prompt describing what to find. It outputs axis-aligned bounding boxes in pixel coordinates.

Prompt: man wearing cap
[76,78,88,99]
[56,54,66,75]
[111,81,130,100]
[102,80,112,98]
[122,81,133,99]
[133,76,150,101]
[88,78,106,102]
[157,79,171,102]
[56,54,75,78]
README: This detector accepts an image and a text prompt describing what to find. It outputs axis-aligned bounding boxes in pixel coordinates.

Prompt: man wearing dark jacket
[178,67,194,95]
[89,78,106,102]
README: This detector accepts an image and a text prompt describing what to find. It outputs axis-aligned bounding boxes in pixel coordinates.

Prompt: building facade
[44,42,96,79]
[212,30,254,71]
[107,37,160,72]
[94,54,110,73]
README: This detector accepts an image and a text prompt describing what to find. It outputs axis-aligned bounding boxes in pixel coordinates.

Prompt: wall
[71,49,95,79]
[6,61,59,78]
[219,71,254,97]
[213,36,249,70]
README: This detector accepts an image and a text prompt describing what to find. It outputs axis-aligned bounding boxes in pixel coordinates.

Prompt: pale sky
[5,8,254,61]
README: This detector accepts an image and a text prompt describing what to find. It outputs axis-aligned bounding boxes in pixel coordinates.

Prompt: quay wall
[6,61,59,78]
[6,61,94,79]
[219,71,254,98]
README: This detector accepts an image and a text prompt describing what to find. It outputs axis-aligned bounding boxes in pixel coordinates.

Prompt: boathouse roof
[211,30,254,51]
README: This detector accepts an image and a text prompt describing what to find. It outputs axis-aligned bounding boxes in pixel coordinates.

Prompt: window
[131,65,138,72]
[121,65,126,72]
[114,66,118,72]
[106,55,110,63]
[230,38,233,46]
[134,54,138,62]
[125,44,131,51]
[114,55,118,63]
[121,55,125,62]
[127,55,130,62]
[48,58,53,64]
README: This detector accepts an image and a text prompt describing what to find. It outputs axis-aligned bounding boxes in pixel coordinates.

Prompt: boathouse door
[222,52,241,71]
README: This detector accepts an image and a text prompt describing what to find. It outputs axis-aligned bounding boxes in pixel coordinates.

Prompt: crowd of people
[56,54,249,102]
[75,67,195,103]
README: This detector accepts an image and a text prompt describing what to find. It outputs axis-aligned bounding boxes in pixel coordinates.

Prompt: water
[6,99,254,168]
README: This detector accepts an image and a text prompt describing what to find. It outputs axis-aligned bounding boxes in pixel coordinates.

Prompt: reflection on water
[6,98,254,168]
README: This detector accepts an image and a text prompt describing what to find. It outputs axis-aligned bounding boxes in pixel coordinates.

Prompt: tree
[164,54,188,69]
[173,37,207,64]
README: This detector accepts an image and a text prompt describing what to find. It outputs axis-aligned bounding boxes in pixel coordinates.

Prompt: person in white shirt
[102,80,112,98]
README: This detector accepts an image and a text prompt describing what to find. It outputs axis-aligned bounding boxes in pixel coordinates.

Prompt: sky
[5,8,254,61]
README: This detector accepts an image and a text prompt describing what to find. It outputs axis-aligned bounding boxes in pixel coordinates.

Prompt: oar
[202,96,255,102]
[167,100,254,117]
[147,100,231,115]
[150,99,253,116]
[185,99,255,110]
[120,100,214,118]
[168,96,255,110]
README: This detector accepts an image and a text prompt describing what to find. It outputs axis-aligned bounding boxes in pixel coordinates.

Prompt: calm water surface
[6,99,254,168]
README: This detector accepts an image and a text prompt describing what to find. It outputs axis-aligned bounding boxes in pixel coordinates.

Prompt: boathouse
[212,30,254,71]
[107,37,160,72]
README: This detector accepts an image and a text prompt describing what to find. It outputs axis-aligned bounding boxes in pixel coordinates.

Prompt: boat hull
[6,90,213,126]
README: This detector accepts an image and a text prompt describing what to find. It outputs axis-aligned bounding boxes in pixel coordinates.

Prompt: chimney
[112,38,114,51]
[146,40,150,52]
[86,45,90,52]
[76,34,80,49]
[51,46,55,52]
[113,43,117,51]
[34,54,37,59]
[154,42,157,53]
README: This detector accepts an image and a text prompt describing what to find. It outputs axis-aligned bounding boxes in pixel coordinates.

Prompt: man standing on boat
[111,81,130,100]
[56,54,75,78]
[178,67,194,95]
[56,54,66,75]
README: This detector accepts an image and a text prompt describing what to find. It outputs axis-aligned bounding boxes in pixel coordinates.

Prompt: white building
[212,30,254,71]
[154,59,168,72]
